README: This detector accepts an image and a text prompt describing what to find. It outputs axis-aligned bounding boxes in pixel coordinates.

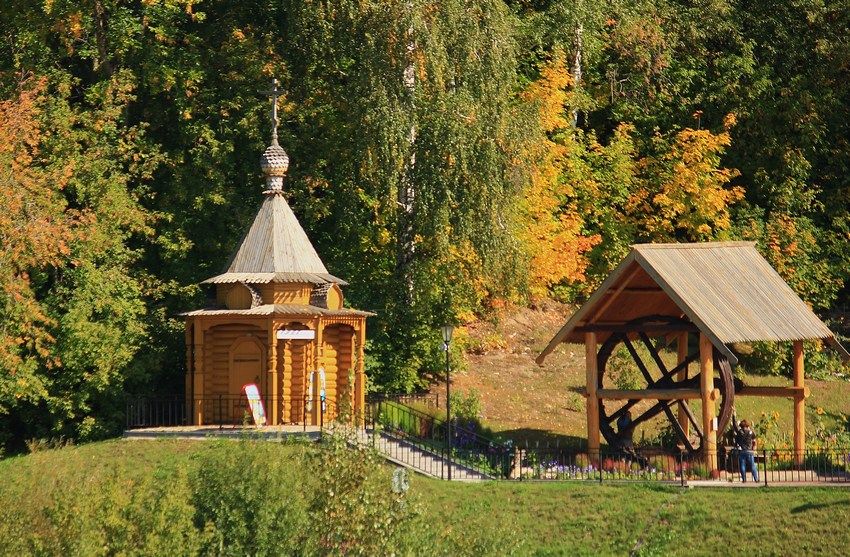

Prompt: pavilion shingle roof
[537,242,848,365]
[179,304,374,318]
[202,194,347,286]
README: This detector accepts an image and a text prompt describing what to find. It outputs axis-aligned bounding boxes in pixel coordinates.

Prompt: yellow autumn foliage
[519,54,599,299]
[632,117,743,241]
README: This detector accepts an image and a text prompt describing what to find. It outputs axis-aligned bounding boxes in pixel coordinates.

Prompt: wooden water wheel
[596,316,735,454]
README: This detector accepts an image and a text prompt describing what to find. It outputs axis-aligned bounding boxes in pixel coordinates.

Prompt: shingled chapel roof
[537,242,848,365]
[202,194,347,285]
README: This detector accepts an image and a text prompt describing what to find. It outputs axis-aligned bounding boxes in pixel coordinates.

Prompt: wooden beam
[700,334,718,474]
[602,287,665,294]
[192,320,205,426]
[597,388,718,401]
[355,322,366,425]
[587,267,641,323]
[676,333,690,438]
[268,321,279,425]
[575,323,699,334]
[737,385,809,398]
[793,340,805,466]
[185,323,193,424]
[586,332,600,460]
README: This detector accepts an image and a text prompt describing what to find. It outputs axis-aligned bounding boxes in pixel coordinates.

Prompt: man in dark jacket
[732,410,759,483]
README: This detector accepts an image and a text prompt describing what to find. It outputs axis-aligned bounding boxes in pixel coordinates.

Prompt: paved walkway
[123,425,321,441]
[124,425,490,480]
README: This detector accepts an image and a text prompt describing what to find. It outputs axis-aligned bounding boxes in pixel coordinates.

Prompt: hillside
[432,303,850,445]
[2,439,850,556]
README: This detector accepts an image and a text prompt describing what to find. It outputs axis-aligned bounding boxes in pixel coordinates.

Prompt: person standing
[733,411,759,483]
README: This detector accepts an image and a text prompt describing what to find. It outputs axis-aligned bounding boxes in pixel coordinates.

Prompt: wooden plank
[737,385,809,398]
[633,250,739,366]
[192,321,205,425]
[268,322,279,425]
[585,332,600,459]
[597,388,717,400]
[575,323,698,333]
[635,243,835,345]
[676,333,690,437]
[700,334,717,473]
[793,340,805,465]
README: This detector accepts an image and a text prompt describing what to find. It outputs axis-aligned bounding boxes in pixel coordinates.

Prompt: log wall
[204,324,266,396]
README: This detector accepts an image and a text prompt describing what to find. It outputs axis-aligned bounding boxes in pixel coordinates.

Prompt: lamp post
[441,324,454,481]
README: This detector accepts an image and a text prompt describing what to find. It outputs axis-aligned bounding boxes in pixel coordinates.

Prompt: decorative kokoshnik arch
[537,242,849,473]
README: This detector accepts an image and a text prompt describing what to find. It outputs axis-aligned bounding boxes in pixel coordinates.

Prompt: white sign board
[243,383,266,427]
[277,329,316,340]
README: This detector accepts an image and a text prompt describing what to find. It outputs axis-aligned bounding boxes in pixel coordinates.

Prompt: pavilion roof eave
[535,252,639,365]
[179,303,375,318]
[200,272,349,286]
[536,242,850,366]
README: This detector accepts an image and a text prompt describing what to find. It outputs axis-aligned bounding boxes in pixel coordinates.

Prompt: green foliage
[306,433,421,555]
[191,439,311,555]
[735,341,790,377]
[609,344,645,390]
[1,437,425,555]
[450,389,483,422]
[17,459,203,555]
[565,391,584,413]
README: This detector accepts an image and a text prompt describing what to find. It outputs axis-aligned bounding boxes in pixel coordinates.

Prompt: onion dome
[260,141,289,177]
[260,141,288,192]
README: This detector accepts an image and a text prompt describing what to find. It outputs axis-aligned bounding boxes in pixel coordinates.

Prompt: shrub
[609,345,644,390]
[36,461,203,556]
[191,438,311,556]
[305,431,421,555]
[735,341,789,376]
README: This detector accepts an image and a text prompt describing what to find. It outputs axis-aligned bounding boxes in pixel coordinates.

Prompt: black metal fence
[125,395,338,430]
[367,392,441,408]
[126,395,849,485]
[497,446,850,484]
[366,398,510,478]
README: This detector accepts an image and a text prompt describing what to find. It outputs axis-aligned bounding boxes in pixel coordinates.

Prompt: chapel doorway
[229,337,265,422]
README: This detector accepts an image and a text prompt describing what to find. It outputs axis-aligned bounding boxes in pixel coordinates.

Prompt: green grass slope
[1,439,848,556]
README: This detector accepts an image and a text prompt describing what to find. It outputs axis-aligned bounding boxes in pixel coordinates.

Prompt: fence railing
[366,398,511,478]
[125,395,338,430]
[504,446,850,484]
[126,395,849,485]
[722,448,850,484]
[367,392,441,408]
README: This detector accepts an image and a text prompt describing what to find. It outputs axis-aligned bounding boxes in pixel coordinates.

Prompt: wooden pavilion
[181,85,372,426]
[537,242,848,473]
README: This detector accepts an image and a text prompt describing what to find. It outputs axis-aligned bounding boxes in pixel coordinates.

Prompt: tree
[520,53,599,299]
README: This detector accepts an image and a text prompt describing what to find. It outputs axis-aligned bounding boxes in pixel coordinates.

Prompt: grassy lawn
[414,477,850,556]
[2,438,848,556]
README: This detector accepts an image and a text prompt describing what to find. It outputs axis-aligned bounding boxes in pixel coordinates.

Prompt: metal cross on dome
[261,78,284,145]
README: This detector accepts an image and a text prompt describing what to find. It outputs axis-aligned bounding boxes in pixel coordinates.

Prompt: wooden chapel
[181,82,372,426]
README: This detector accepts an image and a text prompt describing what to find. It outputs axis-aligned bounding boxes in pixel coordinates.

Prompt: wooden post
[192,321,205,426]
[793,340,805,466]
[585,332,600,462]
[185,324,193,423]
[677,332,690,439]
[699,334,717,474]
[268,322,279,426]
[313,320,323,426]
[354,325,366,426]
